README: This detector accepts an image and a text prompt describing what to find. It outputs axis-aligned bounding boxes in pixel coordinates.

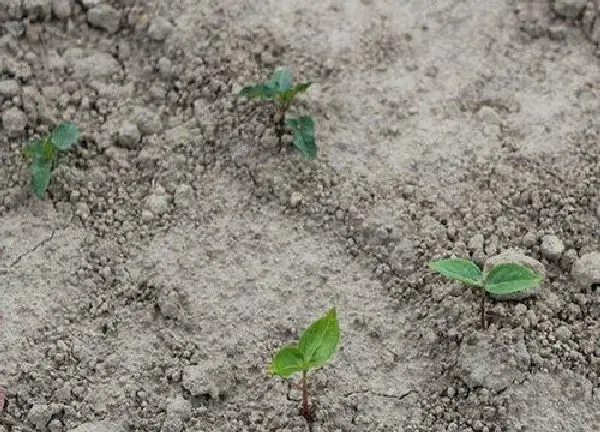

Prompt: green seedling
[239,67,311,118]
[428,259,543,328]
[239,67,317,159]
[269,308,340,425]
[21,123,80,199]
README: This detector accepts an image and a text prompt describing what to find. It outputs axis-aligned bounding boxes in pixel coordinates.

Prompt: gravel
[87,5,121,34]
[571,252,600,289]
[2,107,28,136]
[541,234,565,260]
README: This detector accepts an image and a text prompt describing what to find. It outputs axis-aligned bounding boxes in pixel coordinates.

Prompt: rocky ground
[0,0,599,431]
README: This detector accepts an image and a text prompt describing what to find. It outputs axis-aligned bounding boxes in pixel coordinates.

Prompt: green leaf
[30,164,51,199]
[484,263,543,295]
[22,138,55,165]
[239,83,278,100]
[239,68,297,101]
[286,116,317,159]
[51,123,80,150]
[428,258,483,286]
[22,139,43,161]
[269,67,294,92]
[298,308,340,371]
[280,82,311,103]
[269,345,306,378]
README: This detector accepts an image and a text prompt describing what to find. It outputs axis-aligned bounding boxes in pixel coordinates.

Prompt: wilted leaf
[298,308,340,371]
[428,258,483,286]
[484,263,543,295]
[269,345,305,378]
[51,123,80,150]
[286,116,317,159]
[31,164,51,199]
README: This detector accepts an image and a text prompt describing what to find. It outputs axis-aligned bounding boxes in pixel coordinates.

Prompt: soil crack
[0,230,55,275]
[345,388,415,401]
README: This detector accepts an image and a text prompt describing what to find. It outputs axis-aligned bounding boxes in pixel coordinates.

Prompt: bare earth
[0,1,599,431]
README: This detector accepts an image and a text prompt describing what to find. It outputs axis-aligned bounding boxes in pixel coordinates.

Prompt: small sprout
[428,259,543,327]
[239,67,317,159]
[21,123,80,199]
[239,67,311,117]
[269,308,340,425]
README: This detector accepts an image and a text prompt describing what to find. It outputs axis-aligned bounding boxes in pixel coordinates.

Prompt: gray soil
[0,0,599,431]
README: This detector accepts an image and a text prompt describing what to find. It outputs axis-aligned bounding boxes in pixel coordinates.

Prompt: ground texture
[0,0,599,431]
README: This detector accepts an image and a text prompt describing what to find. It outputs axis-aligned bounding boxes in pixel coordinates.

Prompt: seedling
[239,67,316,159]
[21,123,80,199]
[428,259,543,327]
[269,308,340,426]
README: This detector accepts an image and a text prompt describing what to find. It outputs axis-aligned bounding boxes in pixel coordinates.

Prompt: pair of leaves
[428,258,543,295]
[286,116,317,159]
[22,123,80,163]
[270,308,340,378]
[22,123,80,199]
[239,67,311,107]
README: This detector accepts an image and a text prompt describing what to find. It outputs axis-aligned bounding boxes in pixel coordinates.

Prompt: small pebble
[571,252,600,289]
[541,235,564,260]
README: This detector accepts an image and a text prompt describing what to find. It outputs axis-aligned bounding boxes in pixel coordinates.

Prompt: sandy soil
[0,0,598,431]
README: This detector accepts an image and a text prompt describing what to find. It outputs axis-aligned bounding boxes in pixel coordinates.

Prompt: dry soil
[0,1,599,431]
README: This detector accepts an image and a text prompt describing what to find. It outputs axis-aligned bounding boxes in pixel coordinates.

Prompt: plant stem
[481,290,486,328]
[275,106,286,146]
[301,370,311,423]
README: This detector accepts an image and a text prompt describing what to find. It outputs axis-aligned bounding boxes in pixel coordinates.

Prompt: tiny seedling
[239,67,316,159]
[269,307,340,425]
[21,123,80,199]
[428,258,543,327]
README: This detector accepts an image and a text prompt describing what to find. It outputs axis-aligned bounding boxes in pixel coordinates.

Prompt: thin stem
[481,290,486,328]
[274,105,286,146]
[301,370,311,423]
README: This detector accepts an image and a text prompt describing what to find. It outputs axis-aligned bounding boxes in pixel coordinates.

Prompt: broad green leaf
[286,116,317,159]
[269,345,305,378]
[51,123,80,150]
[239,83,278,100]
[298,308,340,371]
[269,67,294,92]
[428,258,483,286]
[30,164,51,199]
[484,263,543,295]
[280,82,311,103]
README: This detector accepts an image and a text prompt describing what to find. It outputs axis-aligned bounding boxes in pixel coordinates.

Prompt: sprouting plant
[428,259,543,328]
[21,123,80,199]
[269,307,340,426]
[239,67,316,159]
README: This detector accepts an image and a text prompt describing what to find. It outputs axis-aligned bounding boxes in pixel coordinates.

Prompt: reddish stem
[481,290,486,328]
[301,370,311,423]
